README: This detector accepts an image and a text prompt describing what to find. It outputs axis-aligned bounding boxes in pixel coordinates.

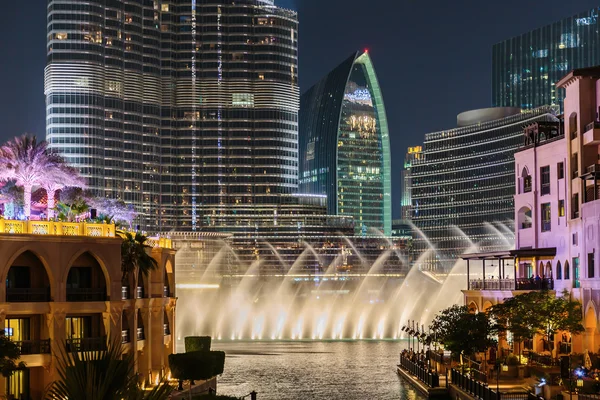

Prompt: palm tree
[43,164,86,220]
[46,339,173,400]
[0,135,69,218]
[120,231,159,288]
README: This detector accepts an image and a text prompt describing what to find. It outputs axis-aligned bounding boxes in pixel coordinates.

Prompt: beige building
[0,220,176,399]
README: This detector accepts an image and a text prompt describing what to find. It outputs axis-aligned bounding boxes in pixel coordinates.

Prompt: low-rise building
[462,66,600,356]
[0,220,175,399]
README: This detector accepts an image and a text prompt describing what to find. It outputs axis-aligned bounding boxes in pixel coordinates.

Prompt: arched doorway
[585,304,598,353]
[6,251,51,302]
[66,252,108,302]
[556,261,562,280]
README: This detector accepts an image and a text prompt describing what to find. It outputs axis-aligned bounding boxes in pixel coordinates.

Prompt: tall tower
[299,51,392,236]
[45,0,299,232]
[401,146,421,220]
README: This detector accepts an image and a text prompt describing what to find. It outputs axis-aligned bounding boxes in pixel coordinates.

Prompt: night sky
[1,0,599,218]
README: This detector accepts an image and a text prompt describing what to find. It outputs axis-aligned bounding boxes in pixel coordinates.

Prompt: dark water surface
[212,340,427,400]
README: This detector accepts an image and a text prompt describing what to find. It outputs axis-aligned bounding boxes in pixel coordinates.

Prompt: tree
[0,330,25,377]
[489,290,584,355]
[0,135,65,218]
[119,231,159,288]
[42,164,85,220]
[46,339,173,400]
[430,305,497,359]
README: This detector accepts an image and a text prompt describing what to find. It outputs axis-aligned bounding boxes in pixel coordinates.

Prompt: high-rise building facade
[45,0,298,231]
[411,107,559,271]
[401,146,421,220]
[299,51,392,236]
[492,7,600,111]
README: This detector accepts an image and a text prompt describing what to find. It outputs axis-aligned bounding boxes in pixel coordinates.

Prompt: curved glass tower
[299,51,391,235]
[45,0,298,231]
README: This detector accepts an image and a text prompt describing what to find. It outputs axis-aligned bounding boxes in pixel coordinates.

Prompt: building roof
[461,247,556,260]
[556,66,600,88]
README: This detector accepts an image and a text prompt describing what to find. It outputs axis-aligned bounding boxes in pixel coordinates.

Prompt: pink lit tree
[0,135,84,219]
[43,165,86,220]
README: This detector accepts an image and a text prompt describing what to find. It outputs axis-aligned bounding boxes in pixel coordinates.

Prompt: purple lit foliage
[0,135,84,219]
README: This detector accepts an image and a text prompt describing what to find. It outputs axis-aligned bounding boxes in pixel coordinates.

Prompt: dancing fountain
[174,223,513,343]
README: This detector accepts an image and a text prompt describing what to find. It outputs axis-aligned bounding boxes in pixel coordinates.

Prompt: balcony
[523,184,532,193]
[14,339,51,355]
[0,219,115,237]
[6,288,50,303]
[122,329,130,344]
[66,336,107,352]
[584,122,600,146]
[136,327,145,341]
[66,288,106,302]
[136,286,144,299]
[121,286,130,300]
[469,278,554,291]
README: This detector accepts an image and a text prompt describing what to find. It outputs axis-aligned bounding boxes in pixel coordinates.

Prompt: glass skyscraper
[45,0,298,231]
[410,107,559,271]
[299,51,392,236]
[493,7,600,110]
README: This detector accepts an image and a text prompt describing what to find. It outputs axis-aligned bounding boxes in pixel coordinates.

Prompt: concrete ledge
[397,367,449,399]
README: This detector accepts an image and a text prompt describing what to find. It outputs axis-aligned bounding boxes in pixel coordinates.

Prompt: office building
[299,51,392,236]
[411,106,559,271]
[45,0,298,232]
[0,219,175,398]
[401,146,422,220]
[492,6,600,111]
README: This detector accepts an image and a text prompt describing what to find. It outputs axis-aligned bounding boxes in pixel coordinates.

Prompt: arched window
[522,168,532,193]
[569,112,578,139]
[564,261,570,280]
[556,261,562,280]
[517,206,532,229]
[545,261,552,278]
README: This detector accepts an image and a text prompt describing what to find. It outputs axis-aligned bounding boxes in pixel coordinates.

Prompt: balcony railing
[571,130,578,139]
[0,220,115,237]
[523,184,532,193]
[585,122,600,132]
[137,327,145,341]
[164,323,170,336]
[521,222,532,229]
[469,278,554,291]
[541,220,551,232]
[121,286,130,300]
[66,336,107,352]
[6,288,51,302]
[122,329,130,344]
[15,339,51,355]
[66,288,106,302]
[163,285,170,298]
[136,286,144,299]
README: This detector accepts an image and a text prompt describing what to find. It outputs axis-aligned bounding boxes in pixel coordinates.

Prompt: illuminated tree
[42,165,86,220]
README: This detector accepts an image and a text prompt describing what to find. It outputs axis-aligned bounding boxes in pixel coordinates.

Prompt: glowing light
[176,283,220,289]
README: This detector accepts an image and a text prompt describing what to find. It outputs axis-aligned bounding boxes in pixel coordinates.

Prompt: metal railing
[398,354,440,388]
[469,279,515,290]
[15,339,51,355]
[6,288,51,302]
[66,288,106,302]
[66,336,107,352]
[580,394,600,400]
[136,286,144,299]
[429,351,445,365]
[529,352,557,366]
[451,369,498,400]
[585,122,600,132]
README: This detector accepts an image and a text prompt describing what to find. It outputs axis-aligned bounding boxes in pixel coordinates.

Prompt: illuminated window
[55,33,68,40]
[161,3,169,12]
[258,74,265,80]
[541,203,551,232]
[232,93,254,108]
[559,200,565,217]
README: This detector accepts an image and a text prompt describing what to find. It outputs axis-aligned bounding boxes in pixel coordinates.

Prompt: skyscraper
[299,51,392,236]
[401,146,421,220]
[45,0,298,231]
[411,107,559,271]
[492,7,600,111]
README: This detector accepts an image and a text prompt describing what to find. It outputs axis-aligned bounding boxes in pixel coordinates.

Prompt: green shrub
[169,350,225,381]
[185,336,212,353]
[506,355,520,366]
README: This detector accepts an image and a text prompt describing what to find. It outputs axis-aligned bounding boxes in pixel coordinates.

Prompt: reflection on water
[212,341,426,400]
